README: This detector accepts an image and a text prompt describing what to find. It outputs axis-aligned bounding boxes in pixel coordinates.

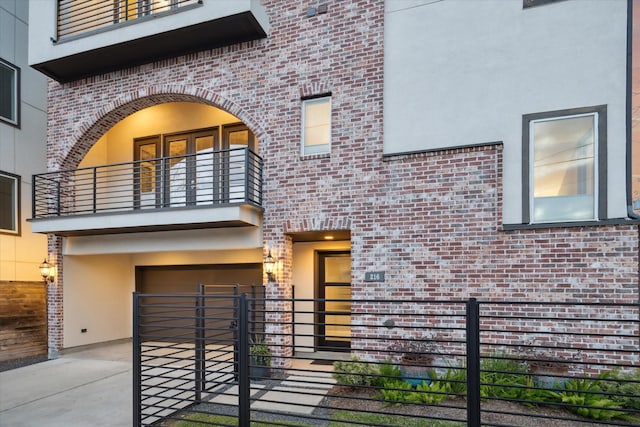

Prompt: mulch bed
[321,386,633,427]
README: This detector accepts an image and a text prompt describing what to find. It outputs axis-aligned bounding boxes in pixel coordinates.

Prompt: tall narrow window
[523,106,606,223]
[302,96,331,155]
[0,171,20,235]
[0,58,19,127]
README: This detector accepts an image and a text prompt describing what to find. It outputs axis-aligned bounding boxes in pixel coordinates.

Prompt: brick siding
[44,0,638,361]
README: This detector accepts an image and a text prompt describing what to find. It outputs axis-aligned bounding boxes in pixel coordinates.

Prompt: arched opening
[78,101,259,211]
[80,101,257,169]
[41,99,267,350]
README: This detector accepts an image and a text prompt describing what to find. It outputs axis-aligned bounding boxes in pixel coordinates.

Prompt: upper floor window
[0,58,19,127]
[0,171,20,235]
[302,96,331,156]
[523,105,607,224]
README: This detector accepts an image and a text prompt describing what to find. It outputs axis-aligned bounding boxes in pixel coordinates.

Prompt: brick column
[46,234,63,358]
[264,235,293,370]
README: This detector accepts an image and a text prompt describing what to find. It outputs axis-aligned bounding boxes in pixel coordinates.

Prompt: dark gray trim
[626,0,640,220]
[0,57,20,129]
[503,218,640,231]
[522,119,531,224]
[597,106,608,220]
[522,105,607,224]
[300,92,332,101]
[523,0,569,9]
[382,141,502,161]
[0,170,21,236]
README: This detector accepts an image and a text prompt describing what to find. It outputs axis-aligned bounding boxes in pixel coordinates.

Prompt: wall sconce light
[39,259,55,283]
[264,250,275,281]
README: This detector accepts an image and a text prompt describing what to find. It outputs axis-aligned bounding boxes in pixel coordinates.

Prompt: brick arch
[59,86,269,170]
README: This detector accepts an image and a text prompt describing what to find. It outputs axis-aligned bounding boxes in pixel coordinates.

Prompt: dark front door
[316,251,351,350]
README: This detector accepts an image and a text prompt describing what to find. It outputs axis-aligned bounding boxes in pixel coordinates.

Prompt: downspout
[626,0,640,224]
[627,0,639,221]
[626,0,640,323]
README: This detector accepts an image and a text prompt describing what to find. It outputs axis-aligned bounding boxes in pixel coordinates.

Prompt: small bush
[480,354,531,400]
[406,377,450,405]
[373,360,402,387]
[332,356,379,387]
[600,368,640,410]
[547,376,627,421]
[379,379,413,404]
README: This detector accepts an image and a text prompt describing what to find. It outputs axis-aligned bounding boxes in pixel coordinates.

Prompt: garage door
[135,264,263,343]
[136,263,262,294]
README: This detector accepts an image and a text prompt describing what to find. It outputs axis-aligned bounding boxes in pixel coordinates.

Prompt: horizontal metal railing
[33,147,262,219]
[133,294,640,427]
[57,0,201,40]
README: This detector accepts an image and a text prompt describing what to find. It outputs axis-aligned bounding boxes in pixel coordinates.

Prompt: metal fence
[133,294,640,426]
[57,0,201,40]
[33,147,263,219]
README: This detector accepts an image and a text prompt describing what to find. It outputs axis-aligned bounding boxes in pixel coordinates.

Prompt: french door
[164,128,218,206]
[133,124,255,208]
[316,251,351,351]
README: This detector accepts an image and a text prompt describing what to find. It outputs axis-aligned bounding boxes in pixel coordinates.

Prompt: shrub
[379,379,413,404]
[373,360,402,387]
[249,336,271,367]
[480,353,531,400]
[436,366,467,397]
[599,368,640,410]
[546,375,627,421]
[332,356,379,387]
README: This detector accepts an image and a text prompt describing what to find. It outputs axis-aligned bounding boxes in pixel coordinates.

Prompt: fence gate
[133,285,264,426]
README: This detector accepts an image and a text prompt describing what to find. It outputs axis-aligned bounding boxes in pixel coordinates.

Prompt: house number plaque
[365,271,385,282]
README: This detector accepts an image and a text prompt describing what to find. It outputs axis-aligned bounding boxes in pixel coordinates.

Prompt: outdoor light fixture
[39,259,55,283]
[264,250,275,281]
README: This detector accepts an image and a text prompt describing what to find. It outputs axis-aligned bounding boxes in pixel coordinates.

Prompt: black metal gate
[133,286,264,426]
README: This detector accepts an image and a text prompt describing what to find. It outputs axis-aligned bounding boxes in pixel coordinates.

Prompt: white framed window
[302,96,331,156]
[0,58,19,127]
[0,171,20,235]
[523,105,606,224]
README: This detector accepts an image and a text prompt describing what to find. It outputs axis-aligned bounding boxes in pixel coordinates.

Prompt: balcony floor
[30,204,262,237]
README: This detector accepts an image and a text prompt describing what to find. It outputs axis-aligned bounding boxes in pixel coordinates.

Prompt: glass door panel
[166,138,188,206]
[317,251,351,351]
[223,124,255,202]
[195,135,215,204]
[324,285,351,344]
[133,136,160,209]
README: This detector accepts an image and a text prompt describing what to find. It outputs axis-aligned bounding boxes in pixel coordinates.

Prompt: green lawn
[173,411,464,427]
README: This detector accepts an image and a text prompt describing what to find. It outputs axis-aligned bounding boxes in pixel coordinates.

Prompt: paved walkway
[0,340,132,427]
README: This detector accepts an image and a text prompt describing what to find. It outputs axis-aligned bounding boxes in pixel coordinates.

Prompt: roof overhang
[32,12,267,83]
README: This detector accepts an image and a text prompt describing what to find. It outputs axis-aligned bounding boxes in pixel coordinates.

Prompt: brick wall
[44,0,638,358]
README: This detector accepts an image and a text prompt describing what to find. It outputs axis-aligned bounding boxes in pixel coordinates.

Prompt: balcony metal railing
[32,147,263,219]
[57,0,201,40]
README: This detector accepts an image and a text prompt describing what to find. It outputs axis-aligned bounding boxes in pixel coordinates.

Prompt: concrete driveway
[0,340,132,427]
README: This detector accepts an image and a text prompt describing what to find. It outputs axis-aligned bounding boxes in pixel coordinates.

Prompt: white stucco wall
[63,254,134,348]
[0,0,48,282]
[384,0,628,224]
[292,240,351,352]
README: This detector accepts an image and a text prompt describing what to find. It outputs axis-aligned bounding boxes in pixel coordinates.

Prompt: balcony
[28,0,270,82]
[31,147,263,236]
